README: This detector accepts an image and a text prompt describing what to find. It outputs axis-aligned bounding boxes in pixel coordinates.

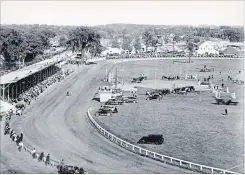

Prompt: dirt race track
[1,60,195,174]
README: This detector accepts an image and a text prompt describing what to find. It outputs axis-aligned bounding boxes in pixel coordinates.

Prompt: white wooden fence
[87,108,238,174]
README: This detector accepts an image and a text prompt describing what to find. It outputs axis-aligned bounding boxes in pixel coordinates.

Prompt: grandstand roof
[0,54,66,85]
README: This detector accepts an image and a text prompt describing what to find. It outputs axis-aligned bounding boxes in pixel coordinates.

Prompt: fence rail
[87,108,238,174]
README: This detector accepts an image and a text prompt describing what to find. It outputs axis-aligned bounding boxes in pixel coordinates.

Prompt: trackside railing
[87,108,238,174]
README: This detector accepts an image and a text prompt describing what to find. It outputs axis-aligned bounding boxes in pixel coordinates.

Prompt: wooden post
[7,85,9,102]
[2,84,5,101]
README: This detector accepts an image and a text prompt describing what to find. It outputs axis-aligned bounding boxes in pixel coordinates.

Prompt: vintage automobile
[57,165,87,174]
[146,94,162,101]
[131,75,147,83]
[95,108,113,116]
[105,98,124,105]
[124,96,138,103]
[138,134,164,145]
[100,105,118,113]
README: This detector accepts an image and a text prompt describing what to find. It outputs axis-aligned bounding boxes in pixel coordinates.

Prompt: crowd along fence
[87,107,238,174]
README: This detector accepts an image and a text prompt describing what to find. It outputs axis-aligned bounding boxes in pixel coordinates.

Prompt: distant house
[196,41,219,56]
[158,44,183,53]
[220,46,241,57]
[49,36,60,47]
[101,48,122,56]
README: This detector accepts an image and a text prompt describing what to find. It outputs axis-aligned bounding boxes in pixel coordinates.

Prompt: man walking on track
[225,109,228,115]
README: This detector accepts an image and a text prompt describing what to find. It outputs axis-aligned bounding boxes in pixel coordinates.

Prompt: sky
[1,1,244,26]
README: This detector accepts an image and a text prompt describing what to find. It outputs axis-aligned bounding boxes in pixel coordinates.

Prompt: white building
[196,41,219,56]
[101,48,122,56]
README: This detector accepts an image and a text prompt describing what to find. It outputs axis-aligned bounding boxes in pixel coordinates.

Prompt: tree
[173,35,181,43]
[23,33,44,62]
[142,29,154,52]
[142,28,162,52]
[0,28,25,67]
[67,27,101,62]
[186,41,196,63]
[111,39,120,48]
[59,36,68,47]
[134,37,141,51]
[122,36,133,51]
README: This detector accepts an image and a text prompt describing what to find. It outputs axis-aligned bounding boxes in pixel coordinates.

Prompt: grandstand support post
[2,84,5,101]
[16,83,18,99]
[20,81,22,94]
[12,85,14,100]
[7,86,9,102]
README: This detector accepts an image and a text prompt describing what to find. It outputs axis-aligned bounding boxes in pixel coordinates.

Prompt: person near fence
[12,132,16,141]
[18,141,23,152]
[10,129,13,138]
[45,154,50,165]
[38,152,44,162]
[31,148,36,158]
[59,159,64,172]
[20,133,23,142]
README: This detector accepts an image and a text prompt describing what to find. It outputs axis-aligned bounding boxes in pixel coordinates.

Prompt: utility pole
[154,62,157,90]
[115,65,118,89]
[105,67,108,82]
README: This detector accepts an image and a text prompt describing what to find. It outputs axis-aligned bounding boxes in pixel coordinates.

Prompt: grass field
[92,59,244,173]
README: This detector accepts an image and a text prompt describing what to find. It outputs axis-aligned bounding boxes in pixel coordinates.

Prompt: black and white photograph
[0,1,244,174]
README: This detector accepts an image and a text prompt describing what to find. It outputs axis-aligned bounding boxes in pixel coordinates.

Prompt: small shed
[99,86,112,102]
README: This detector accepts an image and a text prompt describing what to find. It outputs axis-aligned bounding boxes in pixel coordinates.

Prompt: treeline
[193,27,244,42]
[96,24,244,42]
[0,26,56,67]
[0,25,103,69]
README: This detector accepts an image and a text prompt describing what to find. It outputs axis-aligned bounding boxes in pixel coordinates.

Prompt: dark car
[124,96,138,103]
[146,94,162,101]
[58,165,87,174]
[95,109,113,116]
[105,99,124,105]
[137,134,164,145]
[100,105,118,113]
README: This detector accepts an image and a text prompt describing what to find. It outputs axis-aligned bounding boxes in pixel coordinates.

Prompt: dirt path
[2,61,194,173]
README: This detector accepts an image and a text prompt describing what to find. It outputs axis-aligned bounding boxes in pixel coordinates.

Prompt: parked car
[137,134,164,145]
[146,94,162,101]
[100,105,118,113]
[105,98,124,105]
[95,109,113,116]
[124,96,138,103]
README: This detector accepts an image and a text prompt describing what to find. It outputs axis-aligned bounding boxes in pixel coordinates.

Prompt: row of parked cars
[95,95,138,116]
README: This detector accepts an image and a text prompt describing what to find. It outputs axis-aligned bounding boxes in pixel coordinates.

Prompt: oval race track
[4,60,195,173]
